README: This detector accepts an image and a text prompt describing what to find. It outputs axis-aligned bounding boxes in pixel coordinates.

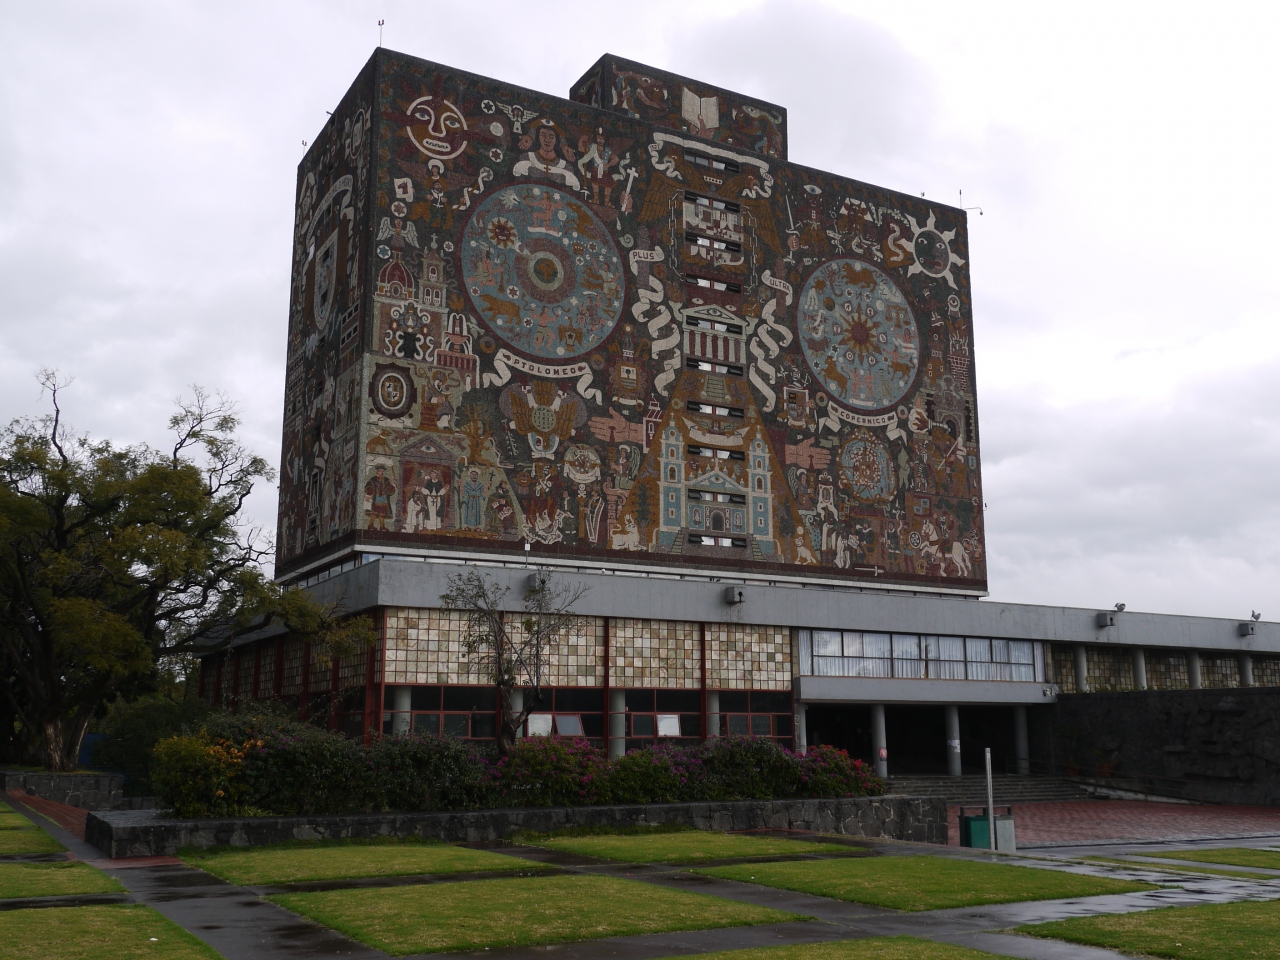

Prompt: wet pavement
[6,792,1280,960]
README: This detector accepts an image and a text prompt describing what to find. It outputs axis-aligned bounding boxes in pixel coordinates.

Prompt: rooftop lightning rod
[959,189,984,216]
[378,19,385,47]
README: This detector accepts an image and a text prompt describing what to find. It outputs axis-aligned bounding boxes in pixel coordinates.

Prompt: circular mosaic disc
[461,184,624,359]
[798,258,920,412]
[841,429,896,502]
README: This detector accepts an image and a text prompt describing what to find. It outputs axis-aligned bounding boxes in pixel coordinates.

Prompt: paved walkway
[960,800,1280,847]
[8,793,1280,960]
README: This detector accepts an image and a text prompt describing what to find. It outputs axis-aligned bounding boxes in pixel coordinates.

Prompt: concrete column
[1132,648,1147,690]
[871,704,888,779]
[1188,651,1202,690]
[1013,706,1030,775]
[391,686,411,735]
[509,689,523,739]
[795,701,807,754]
[1239,654,1254,688]
[1073,644,1090,693]
[608,689,626,759]
[707,691,721,738]
[944,704,962,777]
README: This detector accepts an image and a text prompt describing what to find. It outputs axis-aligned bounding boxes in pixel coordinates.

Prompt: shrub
[370,734,496,811]
[699,736,801,800]
[151,734,256,817]
[604,745,688,803]
[493,737,609,807]
[241,726,376,816]
[796,744,884,798]
[91,696,211,794]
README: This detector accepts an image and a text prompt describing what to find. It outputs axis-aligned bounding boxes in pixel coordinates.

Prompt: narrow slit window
[685,273,742,294]
[685,316,743,335]
[684,190,741,213]
[686,400,745,417]
[684,150,741,174]
[687,358,745,377]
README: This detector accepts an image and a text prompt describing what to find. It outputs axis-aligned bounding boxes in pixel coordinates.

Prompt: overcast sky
[2,1,1276,619]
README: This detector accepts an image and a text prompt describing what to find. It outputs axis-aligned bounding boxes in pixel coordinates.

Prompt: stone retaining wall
[2,772,124,811]
[85,795,947,859]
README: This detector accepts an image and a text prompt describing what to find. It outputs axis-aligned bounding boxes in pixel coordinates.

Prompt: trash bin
[959,805,1014,850]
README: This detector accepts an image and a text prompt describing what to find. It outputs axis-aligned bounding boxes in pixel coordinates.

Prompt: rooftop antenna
[378,19,385,47]
[959,189,984,216]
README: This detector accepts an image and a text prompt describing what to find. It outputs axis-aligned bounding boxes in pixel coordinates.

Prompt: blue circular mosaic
[840,429,896,502]
[798,258,919,411]
[461,184,624,359]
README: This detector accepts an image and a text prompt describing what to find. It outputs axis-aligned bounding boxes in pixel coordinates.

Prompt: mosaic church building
[201,49,1280,779]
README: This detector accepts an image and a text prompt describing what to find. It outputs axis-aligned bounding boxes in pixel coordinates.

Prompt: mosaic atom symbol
[798,258,920,411]
[462,185,624,359]
[840,429,896,503]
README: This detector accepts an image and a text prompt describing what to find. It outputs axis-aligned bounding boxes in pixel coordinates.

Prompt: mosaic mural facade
[276,49,986,592]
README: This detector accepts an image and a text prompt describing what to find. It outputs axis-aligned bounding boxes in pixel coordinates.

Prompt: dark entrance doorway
[959,706,1016,774]
[805,704,873,765]
[884,705,948,774]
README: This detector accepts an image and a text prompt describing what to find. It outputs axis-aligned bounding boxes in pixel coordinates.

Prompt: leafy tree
[439,568,586,756]
[0,373,374,771]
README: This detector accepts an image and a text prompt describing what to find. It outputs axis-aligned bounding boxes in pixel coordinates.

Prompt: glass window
[411,686,441,711]
[851,657,892,678]
[656,690,701,712]
[813,630,842,657]
[893,635,921,659]
[894,657,925,679]
[774,714,793,737]
[750,715,772,737]
[727,714,749,736]
[443,714,470,737]
[842,631,863,657]
[554,714,584,736]
[631,714,655,737]
[719,691,749,712]
[750,691,791,713]
[679,714,702,737]
[967,638,992,662]
[863,633,892,658]
[656,714,682,737]
[926,635,966,661]
[526,713,553,736]
[471,713,495,738]
[1010,641,1035,663]
[412,713,439,735]
[625,689,655,712]
[992,639,1010,663]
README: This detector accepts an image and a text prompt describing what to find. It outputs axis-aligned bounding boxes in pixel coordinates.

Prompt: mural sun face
[905,211,965,289]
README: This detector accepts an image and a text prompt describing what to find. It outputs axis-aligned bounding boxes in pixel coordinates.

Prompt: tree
[0,373,374,771]
[439,568,587,755]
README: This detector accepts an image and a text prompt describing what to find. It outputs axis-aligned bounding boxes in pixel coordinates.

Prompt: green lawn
[533,830,860,864]
[271,873,797,955]
[1084,855,1279,881]
[0,817,64,855]
[1148,847,1280,871]
[698,855,1156,912]
[181,837,528,885]
[1019,899,1280,959]
[0,904,222,959]
[658,938,1006,959]
[0,861,123,899]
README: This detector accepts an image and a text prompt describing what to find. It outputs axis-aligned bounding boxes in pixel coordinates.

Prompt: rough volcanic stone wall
[2,772,124,811]
[86,795,946,858]
[1047,689,1280,805]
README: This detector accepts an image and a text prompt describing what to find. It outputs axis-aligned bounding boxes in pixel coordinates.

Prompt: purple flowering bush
[796,744,884,798]
[492,736,609,807]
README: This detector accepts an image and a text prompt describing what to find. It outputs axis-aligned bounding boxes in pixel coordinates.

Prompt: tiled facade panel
[1050,644,1076,693]
[385,608,486,685]
[610,618,700,688]
[279,638,305,697]
[507,615,606,686]
[1253,656,1280,687]
[1200,656,1240,689]
[1086,647,1135,693]
[236,649,255,701]
[256,643,276,698]
[337,647,370,690]
[707,623,791,690]
[1146,651,1190,691]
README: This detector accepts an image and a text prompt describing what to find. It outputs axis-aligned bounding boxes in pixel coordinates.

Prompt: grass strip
[1083,855,1279,881]
[0,827,65,855]
[657,936,1006,959]
[181,837,526,885]
[1019,898,1280,959]
[698,855,1156,912]
[0,861,123,899]
[271,872,797,955]
[1147,847,1280,871]
[533,830,859,864]
[0,903,222,959]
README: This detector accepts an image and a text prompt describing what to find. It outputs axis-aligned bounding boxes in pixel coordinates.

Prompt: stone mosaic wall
[276,48,986,594]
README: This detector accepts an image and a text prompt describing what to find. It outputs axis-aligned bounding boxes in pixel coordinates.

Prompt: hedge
[152,709,884,818]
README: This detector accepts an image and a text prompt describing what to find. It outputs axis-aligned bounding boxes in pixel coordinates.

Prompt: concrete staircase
[885,774,1093,804]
